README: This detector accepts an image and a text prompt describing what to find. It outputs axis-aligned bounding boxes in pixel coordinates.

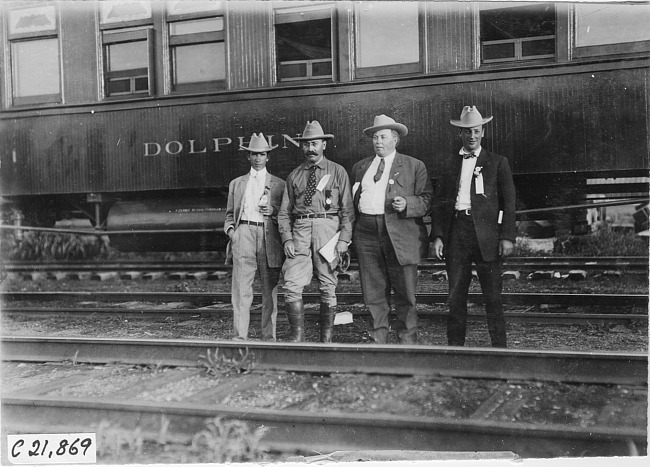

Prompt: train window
[102,28,154,98]
[354,2,423,78]
[169,17,226,92]
[480,2,556,64]
[573,3,650,58]
[274,4,335,83]
[6,4,61,106]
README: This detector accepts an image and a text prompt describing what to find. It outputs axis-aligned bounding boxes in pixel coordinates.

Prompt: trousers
[446,213,507,347]
[354,214,419,339]
[231,223,281,340]
[282,217,339,305]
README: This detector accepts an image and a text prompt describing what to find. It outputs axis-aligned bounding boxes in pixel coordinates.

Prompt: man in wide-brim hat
[224,132,285,341]
[430,105,516,348]
[351,115,433,344]
[278,120,354,343]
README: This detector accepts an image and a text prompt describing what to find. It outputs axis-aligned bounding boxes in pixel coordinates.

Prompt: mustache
[307,152,318,156]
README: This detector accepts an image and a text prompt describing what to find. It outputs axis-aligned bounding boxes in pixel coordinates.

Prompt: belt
[240,220,264,226]
[295,213,337,219]
[455,209,472,217]
[360,213,384,217]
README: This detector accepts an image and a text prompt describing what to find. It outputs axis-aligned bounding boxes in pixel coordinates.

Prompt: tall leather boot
[319,303,334,343]
[285,300,305,342]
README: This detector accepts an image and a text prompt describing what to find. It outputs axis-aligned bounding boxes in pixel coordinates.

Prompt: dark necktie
[304,165,317,206]
[373,158,385,183]
[463,152,476,159]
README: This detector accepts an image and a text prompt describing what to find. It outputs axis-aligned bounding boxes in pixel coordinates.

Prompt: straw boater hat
[450,106,493,128]
[239,132,278,152]
[294,120,334,141]
[363,114,408,137]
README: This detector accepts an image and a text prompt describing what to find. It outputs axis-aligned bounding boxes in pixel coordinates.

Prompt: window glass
[173,42,225,83]
[107,41,148,72]
[168,16,226,91]
[575,3,650,47]
[169,17,223,35]
[480,2,555,63]
[12,38,60,97]
[275,9,333,82]
[356,2,419,68]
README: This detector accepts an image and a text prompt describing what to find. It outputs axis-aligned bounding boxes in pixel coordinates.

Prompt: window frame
[478,2,557,67]
[353,2,426,79]
[101,27,155,99]
[166,14,227,93]
[273,3,338,85]
[6,3,62,106]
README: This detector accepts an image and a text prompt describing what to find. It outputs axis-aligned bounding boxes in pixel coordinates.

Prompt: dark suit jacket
[224,172,285,268]
[430,148,516,262]
[352,152,433,265]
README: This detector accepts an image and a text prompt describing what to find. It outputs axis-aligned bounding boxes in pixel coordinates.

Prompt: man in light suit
[431,106,516,347]
[224,133,285,341]
[351,115,433,344]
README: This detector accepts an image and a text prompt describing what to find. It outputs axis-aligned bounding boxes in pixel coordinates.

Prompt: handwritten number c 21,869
[11,437,92,458]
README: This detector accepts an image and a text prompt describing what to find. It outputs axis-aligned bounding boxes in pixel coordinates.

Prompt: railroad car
[1,1,648,250]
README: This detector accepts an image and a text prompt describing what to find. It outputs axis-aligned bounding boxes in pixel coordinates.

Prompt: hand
[432,237,444,260]
[335,240,348,259]
[227,229,235,240]
[259,205,273,216]
[284,240,296,258]
[499,239,514,258]
[391,195,406,212]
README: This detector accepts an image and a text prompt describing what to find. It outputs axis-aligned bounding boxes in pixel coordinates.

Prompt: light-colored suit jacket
[352,152,433,265]
[224,172,285,268]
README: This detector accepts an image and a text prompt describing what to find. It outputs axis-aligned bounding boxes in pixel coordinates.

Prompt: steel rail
[2,291,647,307]
[3,306,647,325]
[1,336,646,385]
[2,395,645,458]
[2,256,647,272]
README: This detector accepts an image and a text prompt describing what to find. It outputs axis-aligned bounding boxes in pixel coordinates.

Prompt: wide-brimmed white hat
[294,120,334,141]
[239,133,278,153]
[450,106,493,128]
[363,114,408,137]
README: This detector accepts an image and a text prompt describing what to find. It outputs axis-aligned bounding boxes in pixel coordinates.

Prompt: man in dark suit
[431,106,516,347]
[351,115,433,344]
[224,133,285,341]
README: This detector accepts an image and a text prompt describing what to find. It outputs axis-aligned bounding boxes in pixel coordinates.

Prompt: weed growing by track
[192,416,268,463]
[199,348,256,376]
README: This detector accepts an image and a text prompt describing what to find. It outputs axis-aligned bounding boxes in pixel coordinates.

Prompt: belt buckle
[464,209,470,216]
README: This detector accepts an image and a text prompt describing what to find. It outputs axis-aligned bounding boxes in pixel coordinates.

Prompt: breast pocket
[323,186,339,210]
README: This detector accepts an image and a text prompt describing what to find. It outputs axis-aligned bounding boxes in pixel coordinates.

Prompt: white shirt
[454,146,481,211]
[359,151,396,215]
[242,167,267,222]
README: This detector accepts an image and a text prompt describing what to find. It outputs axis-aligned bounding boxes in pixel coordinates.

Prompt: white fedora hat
[294,120,334,141]
[450,106,493,128]
[363,114,408,137]
[239,133,278,152]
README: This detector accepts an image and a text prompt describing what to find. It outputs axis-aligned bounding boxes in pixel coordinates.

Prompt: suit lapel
[235,174,250,227]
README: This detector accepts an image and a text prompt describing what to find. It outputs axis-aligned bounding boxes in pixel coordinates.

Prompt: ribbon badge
[474,166,485,195]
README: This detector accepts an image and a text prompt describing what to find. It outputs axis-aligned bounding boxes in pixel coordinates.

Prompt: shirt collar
[304,156,327,170]
[375,151,396,163]
[459,146,482,157]
[249,167,268,178]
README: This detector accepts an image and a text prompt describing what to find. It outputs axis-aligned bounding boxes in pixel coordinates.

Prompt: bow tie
[462,152,476,159]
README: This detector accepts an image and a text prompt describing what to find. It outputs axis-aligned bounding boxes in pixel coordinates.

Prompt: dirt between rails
[2,361,647,463]
[1,271,647,351]
[1,272,648,463]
